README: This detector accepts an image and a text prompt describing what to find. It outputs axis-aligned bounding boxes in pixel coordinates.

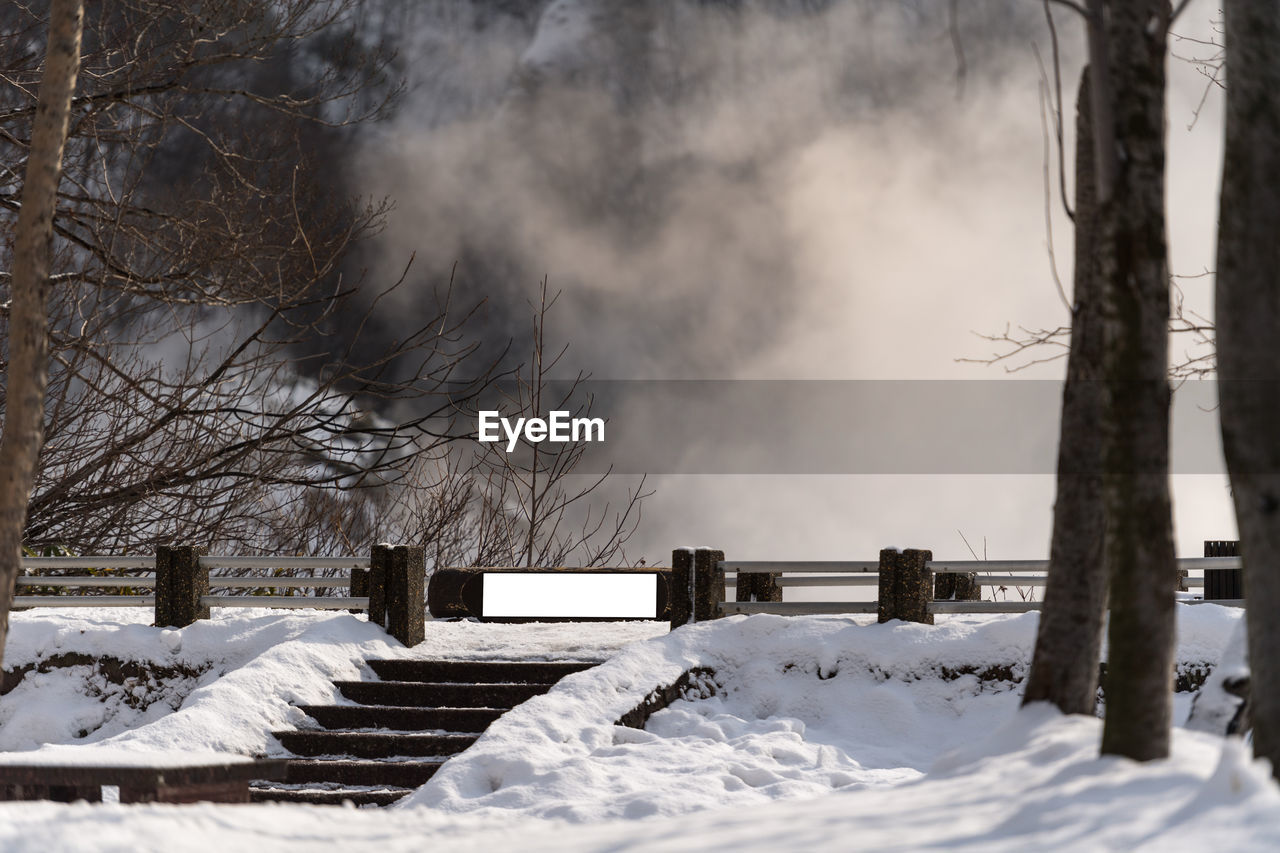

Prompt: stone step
[335,680,549,709]
[281,758,446,788]
[274,730,478,759]
[367,659,598,684]
[248,784,410,807]
[297,704,505,733]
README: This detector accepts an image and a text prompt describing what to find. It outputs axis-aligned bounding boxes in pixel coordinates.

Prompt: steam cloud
[348,0,1230,564]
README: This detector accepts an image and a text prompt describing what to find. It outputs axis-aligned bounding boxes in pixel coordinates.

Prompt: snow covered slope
[1,605,1276,851]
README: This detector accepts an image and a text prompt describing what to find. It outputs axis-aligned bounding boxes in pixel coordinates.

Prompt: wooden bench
[0,759,288,804]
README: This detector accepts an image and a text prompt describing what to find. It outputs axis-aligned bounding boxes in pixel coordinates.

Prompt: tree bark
[1023,67,1108,715]
[1215,0,1280,778]
[1095,0,1177,762]
[0,0,84,667]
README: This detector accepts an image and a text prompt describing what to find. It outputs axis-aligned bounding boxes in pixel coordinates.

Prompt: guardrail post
[349,567,369,615]
[877,548,934,625]
[877,549,896,623]
[370,544,424,646]
[1204,539,1242,600]
[934,571,980,603]
[670,548,693,628]
[368,547,388,626]
[155,545,209,628]
[693,548,725,622]
[735,568,782,604]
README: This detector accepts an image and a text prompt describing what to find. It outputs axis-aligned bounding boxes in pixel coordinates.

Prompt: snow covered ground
[1,605,1277,851]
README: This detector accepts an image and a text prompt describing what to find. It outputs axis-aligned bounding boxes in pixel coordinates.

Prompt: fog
[353,0,1232,566]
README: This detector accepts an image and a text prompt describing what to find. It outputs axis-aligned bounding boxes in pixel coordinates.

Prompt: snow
[0,609,665,756]
[1,604,1278,851]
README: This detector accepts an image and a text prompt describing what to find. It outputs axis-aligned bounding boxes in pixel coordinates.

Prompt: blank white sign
[483,573,658,618]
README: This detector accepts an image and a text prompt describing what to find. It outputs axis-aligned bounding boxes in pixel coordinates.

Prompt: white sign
[483,573,657,618]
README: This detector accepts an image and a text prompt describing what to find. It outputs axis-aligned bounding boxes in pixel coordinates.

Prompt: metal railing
[199,554,368,611]
[717,555,1238,618]
[16,557,155,608]
[14,554,367,611]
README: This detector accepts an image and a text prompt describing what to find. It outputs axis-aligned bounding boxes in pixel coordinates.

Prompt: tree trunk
[1023,67,1108,716]
[1095,0,1177,762]
[0,0,85,667]
[1215,0,1280,778]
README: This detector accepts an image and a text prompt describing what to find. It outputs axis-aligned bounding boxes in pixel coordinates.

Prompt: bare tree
[1001,1,1180,758]
[0,5,506,573]
[0,1,466,560]
[1022,66,1107,716]
[0,0,84,667]
[389,279,649,572]
[1215,0,1280,779]
[1087,0,1179,763]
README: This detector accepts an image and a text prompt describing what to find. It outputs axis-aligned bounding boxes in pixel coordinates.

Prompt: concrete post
[877,548,897,624]
[155,545,208,628]
[934,572,981,602]
[735,570,782,604]
[1204,539,1242,600]
[670,548,693,629]
[367,546,388,627]
[349,567,369,615]
[877,548,934,625]
[371,544,424,646]
[693,548,725,622]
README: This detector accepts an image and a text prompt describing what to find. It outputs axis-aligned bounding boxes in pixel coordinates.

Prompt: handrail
[725,561,879,573]
[16,576,155,588]
[206,577,351,589]
[21,557,153,570]
[199,556,368,570]
[723,601,879,616]
[13,595,155,607]
[199,595,368,609]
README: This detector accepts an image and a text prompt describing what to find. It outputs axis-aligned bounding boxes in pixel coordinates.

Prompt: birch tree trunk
[0,0,85,667]
[1095,0,1178,762]
[1023,67,1108,715]
[1215,0,1280,777]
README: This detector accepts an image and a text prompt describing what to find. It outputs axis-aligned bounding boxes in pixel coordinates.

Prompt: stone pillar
[670,548,693,629]
[735,571,782,603]
[155,545,208,628]
[693,548,725,622]
[371,544,424,646]
[1204,539,1242,601]
[367,547,388,627]
[349,567,369,615]
[876,548,897,624]
[877,548,934,625]
[934,572,981,602]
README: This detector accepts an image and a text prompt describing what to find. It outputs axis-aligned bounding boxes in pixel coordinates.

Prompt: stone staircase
[250,660,598,806]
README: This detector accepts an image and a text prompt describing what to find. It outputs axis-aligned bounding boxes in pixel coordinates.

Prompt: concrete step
[297,704,505,733]
[334,680,549,709]
[367,659,598,684]
[281,758,446,788]
[248,784,410,807]
[274,730,478,759]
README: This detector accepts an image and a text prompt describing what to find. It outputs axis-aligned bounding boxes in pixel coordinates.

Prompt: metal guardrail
[726,561,879,573]
[16,576,154,588]
[10,545,422,645]
[199,556,370,570]
[12,596,156,608]
[13,555,360,609]
[930,600,1042,614]
[718,555,1229,618]
[199,595,368,609]
[723,601,880,616]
